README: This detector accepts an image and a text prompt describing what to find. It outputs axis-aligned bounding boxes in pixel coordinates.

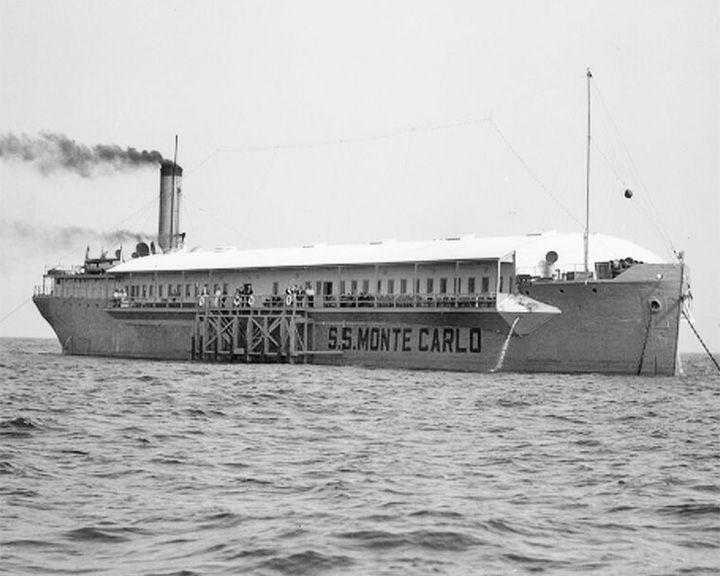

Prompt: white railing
[108,292,498,311]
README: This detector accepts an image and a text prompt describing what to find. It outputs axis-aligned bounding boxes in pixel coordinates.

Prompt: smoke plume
[0,132,165,177]
[3,219,150,251]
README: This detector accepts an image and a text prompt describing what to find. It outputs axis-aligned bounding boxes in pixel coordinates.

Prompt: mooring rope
[682,309,720,373]
[0,297,33,326]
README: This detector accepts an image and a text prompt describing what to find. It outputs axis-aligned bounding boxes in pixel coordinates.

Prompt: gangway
[191,305,313,363]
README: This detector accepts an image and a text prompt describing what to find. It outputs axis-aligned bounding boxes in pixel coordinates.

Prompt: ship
[31,156,687,375]
[31,74,689,375]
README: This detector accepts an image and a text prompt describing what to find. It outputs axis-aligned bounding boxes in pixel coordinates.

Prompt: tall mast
[584,68,592,274]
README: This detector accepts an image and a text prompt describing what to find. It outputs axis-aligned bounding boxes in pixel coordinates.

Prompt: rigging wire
[180,116,495,184]
[592,102,674,254]
[590,80,678,258]
[182,148,281,247]
[181,117,495,187]
[590,139,675,255]
[181,194,248,241]
[184,150,220,178]
[182,115,585,244]
[111,195,158,232]
[0,298,33,326]
[488,118,583,228]
[186,118,493,173]
[0,186,158,328]
[233,146,280,245]
[216,117,493,154]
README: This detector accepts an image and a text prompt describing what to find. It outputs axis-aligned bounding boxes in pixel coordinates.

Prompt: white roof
[109,231,664,275]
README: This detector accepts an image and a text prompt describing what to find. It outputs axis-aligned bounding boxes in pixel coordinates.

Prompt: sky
[1,0,718,353]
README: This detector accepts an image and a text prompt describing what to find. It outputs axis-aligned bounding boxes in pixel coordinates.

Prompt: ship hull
[33,264,683,375]
[33,297,193,360]
[506,266,682,374]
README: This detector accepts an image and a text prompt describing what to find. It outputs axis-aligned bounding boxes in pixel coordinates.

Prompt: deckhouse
[44,230,663,312]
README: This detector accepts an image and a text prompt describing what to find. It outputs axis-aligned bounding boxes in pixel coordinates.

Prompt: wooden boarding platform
[191,306,314,363]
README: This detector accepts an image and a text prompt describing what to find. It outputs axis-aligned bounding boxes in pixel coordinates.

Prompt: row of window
[271,276,498,297]
[127,283,224,299]
[333,276,495,295]
[121,275,504,300]
[57,273,511,301]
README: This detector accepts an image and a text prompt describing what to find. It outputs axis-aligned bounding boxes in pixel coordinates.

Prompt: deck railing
[35,285,498,310]
[106,292,497,311]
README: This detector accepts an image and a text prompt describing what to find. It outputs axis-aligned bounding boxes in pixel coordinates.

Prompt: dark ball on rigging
[624,189,633,199]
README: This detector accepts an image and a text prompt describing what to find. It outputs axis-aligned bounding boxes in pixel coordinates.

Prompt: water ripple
[1,339,718,575]
[257,550,355,575]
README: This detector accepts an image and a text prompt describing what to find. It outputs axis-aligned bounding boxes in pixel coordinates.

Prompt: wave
[0,416,42,438]
[656,503,720,518]
[199,511,246,530]
[1,416,40,430]
[141,571,201,576]
[336,529,484,552]
[64,525,147,543]
[407,509,464,520]
[503,552,573,571]
[257,550,354,575]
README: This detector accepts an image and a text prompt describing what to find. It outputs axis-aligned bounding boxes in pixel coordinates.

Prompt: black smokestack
[0,132,165,177]
[158,160,183,252]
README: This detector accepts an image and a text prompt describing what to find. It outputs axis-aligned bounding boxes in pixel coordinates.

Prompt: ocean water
[1,338,718,576]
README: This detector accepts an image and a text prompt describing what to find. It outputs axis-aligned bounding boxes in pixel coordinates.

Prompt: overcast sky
[1,0,718,352]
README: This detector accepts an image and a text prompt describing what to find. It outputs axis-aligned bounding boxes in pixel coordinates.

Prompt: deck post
[231,315,238,361]
[214,313,219,361]
[279,313,288,360]
[288,315,296,364]
[245,312,252,363]
[263,315,269,359]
